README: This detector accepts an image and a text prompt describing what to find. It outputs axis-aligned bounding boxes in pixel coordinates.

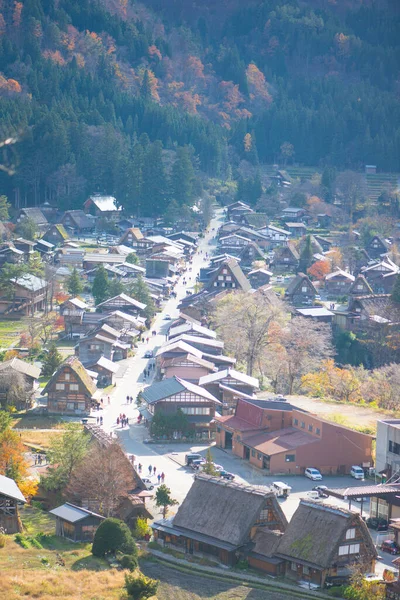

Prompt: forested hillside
[0,0,399,214]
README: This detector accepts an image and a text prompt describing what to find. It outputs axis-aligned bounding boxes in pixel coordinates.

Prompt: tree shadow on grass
[71,555,110,571]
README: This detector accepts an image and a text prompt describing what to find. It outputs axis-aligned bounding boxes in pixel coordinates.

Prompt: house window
[303,566,310,575]
[226,275,232,281]
[251,449,256,457]
[232,283,235,288]
[285,454,295,462]
[316,428,321,435]
[357,285,363,290]
[301,286,307,293]
[338,545,349,556]
[349,543,360,554]
[308,424,313,432]
[65,373,70,380]
[291,562,297,571]
[56,383,65,390]
[294,418,298,426]
[284,257,289,262]
[217,427,221,433]
[70,384,79,391]
[346,528,356,540]
[257,453,262,460]
[300,421,305,429]
[218,275,224,280]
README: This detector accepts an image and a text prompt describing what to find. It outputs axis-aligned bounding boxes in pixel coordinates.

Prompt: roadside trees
[155,484,178,518]
[67,267,83,296]
[43,423,90,492]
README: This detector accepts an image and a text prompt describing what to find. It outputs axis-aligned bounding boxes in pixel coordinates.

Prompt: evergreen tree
[391,274,400,304]
[128,275,155,322]
[126,252,139,265]
[140,70,152,102]
[202,448,218,476]
[67,268,84,297]
[0,195,10,221]
[299,235,313,273]
[321,166,337,203]
[92,265,109,305]
[42,343,63,377]
[155,484,178,519]
[107,278,125,299]
[16,218,37,241]
[171,147,195,206]
[142,141,168,216]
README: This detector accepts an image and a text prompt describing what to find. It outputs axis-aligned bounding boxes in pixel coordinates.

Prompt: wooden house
[139,376,222,440]
[168,322,217,341]
[161,354,217,383]
[275,501,377,587]
[49,503,105,542]
[281,207,305,221]
[43,356,98,416]
[0,274,48,316]
[35,239,55,258]
[349,274,373,297]
[199,368,259,413]
[367,235,390,259]
[13,238,36,260]
[16,207,48,231]
[226,201,253,222]
[316,214,332,228]
[152,474,287,568]
[325,269,355,296]
[0,243,24,266]
[248,269,272,289]
[96,293,146,316]
[285,273,317,306]
[285,223,306,238]
[0,474,26,534]
[205,258,251,293]
[258,225,291,247]
[42,224,69,246]
[118,228,145,249]
[60,210,95,234]
[361,259,399,294]
[84,194,121,219]
[273,245,299,272]
[88,356,120,387]
[314,235,332,252]
[0,357,40,409]
[238,241,265,268]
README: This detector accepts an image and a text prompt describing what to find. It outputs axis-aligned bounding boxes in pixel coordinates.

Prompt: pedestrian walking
[161,472,165,483]
[153,466,156,476]
[34,454,37,465]
[126,417,129,426]
[138,463,142,473]
[96,416,99,425]
[100,416,103,426]
[117,417,120,426]
[148,465,152,475]
[157,473,161,484]
[126,395,129,403]
[108,395,110,404]
[130,396,133,404]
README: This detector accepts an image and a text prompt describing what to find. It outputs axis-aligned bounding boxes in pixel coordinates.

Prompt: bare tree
[66,442,136,517]
[213,289,285,375]
[278,317,333,394]
[0,370,30,409]
[336,170,367,225]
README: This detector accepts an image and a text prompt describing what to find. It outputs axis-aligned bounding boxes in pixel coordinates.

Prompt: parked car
[305,468,322,481]
[304,491,322,501]
[191,458,206,470]
[144,350,154,358]
[366,517,388,531]
[271,481,292,498]
[350,465,365,480]
[164,314,171,320]
[141,478,154,490]
[312,485,329,498]
[218,470,235,480]
[185,453,203,466]
[381,540,400,555]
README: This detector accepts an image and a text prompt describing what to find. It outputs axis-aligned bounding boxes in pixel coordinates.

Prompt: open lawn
[19,429,62,449]
[0,319,26,348]
[0,505,125,600]
[12,414,64,429]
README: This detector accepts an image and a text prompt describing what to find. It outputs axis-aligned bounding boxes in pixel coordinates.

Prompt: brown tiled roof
[243,427,318,456]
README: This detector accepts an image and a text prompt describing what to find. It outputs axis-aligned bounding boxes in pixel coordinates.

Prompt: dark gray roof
[285,273,316,297]
[49,502,105,523]
[172,475,286,547]
[62,210,94,229]
[19,207,48,225]
[276,500,377,569]
[141,376,220,405]
[246,398,296,412]
[0,474,26,503]
[15,274,47,292]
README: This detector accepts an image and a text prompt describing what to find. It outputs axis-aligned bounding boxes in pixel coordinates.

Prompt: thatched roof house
[152,474,287,567]
[275,500,377,587]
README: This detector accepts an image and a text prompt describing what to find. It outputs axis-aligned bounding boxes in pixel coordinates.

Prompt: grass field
[0,319,26,348]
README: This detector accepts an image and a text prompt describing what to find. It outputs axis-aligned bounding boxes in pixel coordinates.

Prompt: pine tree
[202,448,218,476]
[67,268,84,297]
[128,275,155,322]
[142,140,168,216]
[171,147,195,206]
[391,274,400,304]
[92,265,109,305]
[299,235,313,273]
[140,70,152,102]
[0,195,10,221]
[42,343,63,377]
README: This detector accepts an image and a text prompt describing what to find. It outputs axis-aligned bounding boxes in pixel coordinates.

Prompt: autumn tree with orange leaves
[308,260,331,280]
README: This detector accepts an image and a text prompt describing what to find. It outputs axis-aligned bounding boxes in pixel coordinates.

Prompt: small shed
[0,474,26,533]
[49,502,105,542]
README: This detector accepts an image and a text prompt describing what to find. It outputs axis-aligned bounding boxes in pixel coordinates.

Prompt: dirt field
[141,561,299,600]
[259,392,390,429]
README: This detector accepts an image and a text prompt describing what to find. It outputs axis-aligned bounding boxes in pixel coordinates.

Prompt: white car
[350,465,365,480]
[141,478,154,490]
[305,467,322,481]
[304,490,322,501]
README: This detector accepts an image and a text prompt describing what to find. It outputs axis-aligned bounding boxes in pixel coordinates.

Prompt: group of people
[116,413,129,428]
[33,453,47,466]
[96,416,103,426]
[126,396,134,404]
[143,464,165,484]
[143,362,155,380]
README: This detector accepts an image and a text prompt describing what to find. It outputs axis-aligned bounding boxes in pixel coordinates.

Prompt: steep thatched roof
[275,500,377,569]
[43,356,97,397]
[172,474,287,548]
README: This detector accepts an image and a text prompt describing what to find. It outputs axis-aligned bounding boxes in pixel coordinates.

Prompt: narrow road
[96,208,224,508]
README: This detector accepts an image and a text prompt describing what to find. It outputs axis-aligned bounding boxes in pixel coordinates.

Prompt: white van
[350,466,365,480]
[271,481,292,498]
